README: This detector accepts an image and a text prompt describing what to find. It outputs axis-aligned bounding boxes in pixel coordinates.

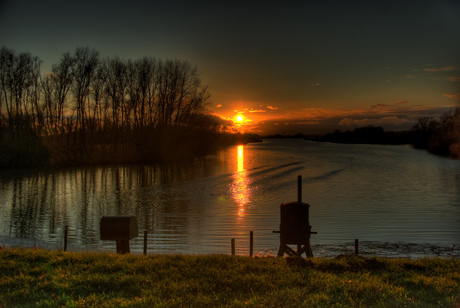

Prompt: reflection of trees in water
[442,164,460,236]
[3,159,219,248]
[8,172,59,241]
[75,168,103,246]
[9,177,40,239]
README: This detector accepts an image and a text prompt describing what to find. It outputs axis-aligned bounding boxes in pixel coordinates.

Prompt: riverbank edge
[0,133,263,170]
[0,247,459,307]
[1,234,459,259]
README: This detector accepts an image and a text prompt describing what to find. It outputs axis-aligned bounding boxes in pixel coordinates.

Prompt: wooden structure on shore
[273,175,317,257]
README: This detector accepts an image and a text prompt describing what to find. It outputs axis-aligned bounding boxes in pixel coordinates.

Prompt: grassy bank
[0,248,459,307]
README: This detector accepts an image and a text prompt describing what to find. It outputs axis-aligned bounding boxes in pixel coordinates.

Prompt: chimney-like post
[297,175,302,203]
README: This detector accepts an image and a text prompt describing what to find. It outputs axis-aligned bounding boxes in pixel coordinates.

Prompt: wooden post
[249,231,253,257]
[143,231,148,255]
[64,225,68,251]
[116,240,130,254]
[355,239,359,255]
[231,238,235,256]
[297,175,302,203]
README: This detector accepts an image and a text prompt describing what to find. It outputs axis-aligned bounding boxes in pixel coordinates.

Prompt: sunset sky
[1,0,459,134]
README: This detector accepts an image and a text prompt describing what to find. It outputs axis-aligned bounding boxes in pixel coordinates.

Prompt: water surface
[1,139,459,257]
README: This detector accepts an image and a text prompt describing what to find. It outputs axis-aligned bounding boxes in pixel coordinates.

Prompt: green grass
[0,248,459,307]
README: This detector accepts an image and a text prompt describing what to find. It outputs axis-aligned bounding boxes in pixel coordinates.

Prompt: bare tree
[71,47,99,140]
[126,59,140,127]
[25,55,42,127]
[137,57,158,127]
[0,47,15,125]
[156,59,210,128]
[90,60,108,129]
[0,47,41,128]
[105,57,127,130]
[47,52,75,128]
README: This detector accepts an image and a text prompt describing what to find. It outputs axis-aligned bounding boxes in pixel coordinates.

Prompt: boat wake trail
[304,168,345,183]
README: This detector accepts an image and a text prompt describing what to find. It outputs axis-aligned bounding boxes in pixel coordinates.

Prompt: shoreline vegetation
[304,107,460,159]
[0,46,261,169]
[0,248,459,307]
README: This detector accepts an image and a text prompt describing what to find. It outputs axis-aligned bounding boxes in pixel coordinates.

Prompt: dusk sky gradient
[1,0,459,134]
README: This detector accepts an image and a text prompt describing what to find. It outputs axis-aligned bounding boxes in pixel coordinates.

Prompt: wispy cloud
[267,105,278,110]
[447,76,460,82]
[371,100,408,108]
[417,65,460,82]
[429,76,460,82]
[424,65,459,72]
[209,113,233,126]
[311,83,321,87]
[444,94,460,99]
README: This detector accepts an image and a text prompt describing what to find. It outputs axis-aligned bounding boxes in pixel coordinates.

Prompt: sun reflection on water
[230,145,251,219]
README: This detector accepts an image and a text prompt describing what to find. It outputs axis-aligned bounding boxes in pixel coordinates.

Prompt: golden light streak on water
[230,145,250,219]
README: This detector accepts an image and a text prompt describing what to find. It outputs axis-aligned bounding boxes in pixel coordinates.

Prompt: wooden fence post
[249,231,253,257]
[64,226,68,251]
[143,231,148,255]
[231,238,235,256]
[355,239,359,255]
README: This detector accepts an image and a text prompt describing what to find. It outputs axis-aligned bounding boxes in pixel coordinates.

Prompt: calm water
[1,139,459,256]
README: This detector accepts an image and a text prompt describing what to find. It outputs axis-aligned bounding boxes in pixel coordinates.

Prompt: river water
[1,139,459,257]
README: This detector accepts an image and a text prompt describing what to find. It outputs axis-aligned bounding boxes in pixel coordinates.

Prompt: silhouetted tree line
[318,126,413,145]
[410,108,460,158]
[0,46,232,168]
[264,133,307,139]
[317,108,460,159]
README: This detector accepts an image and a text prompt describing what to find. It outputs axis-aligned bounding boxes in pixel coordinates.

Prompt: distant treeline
[0,46,243,168]
[317,126,413,145]
[410,108,460,158]
[316,108,460,159]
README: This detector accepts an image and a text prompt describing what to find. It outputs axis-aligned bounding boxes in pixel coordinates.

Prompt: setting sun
[236,115,243,122]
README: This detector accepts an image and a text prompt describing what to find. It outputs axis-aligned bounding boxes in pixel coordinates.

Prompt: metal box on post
[273,176,316,257]
[279,201,310,245]
[100,216,138,253]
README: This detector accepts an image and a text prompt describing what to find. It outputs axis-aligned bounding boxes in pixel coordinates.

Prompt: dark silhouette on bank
[409,108,460,158]
[314,108,460,159]
[0,46,253,168]
[317,126,412,145]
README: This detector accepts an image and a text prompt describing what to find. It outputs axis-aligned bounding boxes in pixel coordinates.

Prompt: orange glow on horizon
[213,101,441,135]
